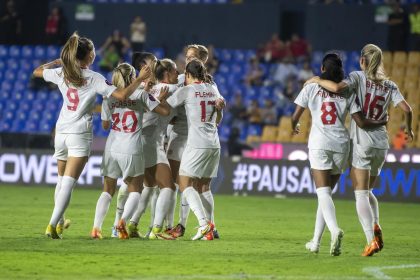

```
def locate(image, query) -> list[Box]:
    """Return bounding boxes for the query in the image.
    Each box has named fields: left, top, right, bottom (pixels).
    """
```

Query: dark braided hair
left=320, top=53, right=344, bottom=83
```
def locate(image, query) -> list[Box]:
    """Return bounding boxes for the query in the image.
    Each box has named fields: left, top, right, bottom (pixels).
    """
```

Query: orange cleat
left=167, top=223, right=185, bottom=238
left=362, top=239, right=380, bottom=257
left=90, top=228, right=103, bottom=239
left=374, top=224, right=384, bottom=251
left=117, top=219, right=129, bottom=240
left=201, top=231, right=214, bottom=241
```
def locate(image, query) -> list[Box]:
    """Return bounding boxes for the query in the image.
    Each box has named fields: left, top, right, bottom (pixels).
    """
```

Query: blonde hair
left=112, top=63, right=136, bottom=89
left=361, top=44, right=388, bottom=82
left=187, top=44, right=209, bottom=63
left=154, top=58, right=176, bottom=81
left=60, top=32, right=94, bottom=88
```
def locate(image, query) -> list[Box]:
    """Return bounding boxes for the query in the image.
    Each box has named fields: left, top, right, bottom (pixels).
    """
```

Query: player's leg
left=149, top=163, right=177, bottom=240
left=111, top=182, right=128, bottom=237
left=197, top=178, right=216, bottom=240
left=117, top=175, right=143, bottom=239
left=91, top=176, right=117, bottom=239
left=168, top=159, right=187, bottom=237
left=47, top=156, right=88, bottom=239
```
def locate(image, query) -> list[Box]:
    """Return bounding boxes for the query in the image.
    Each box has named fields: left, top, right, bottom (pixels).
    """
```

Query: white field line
left=363, top=264, right=420, bottom=280
left=121, top=275, right=367, bottom=280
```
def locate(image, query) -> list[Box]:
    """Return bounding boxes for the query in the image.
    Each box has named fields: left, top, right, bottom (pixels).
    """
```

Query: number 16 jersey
left=294, top=83, right=361, bottom=153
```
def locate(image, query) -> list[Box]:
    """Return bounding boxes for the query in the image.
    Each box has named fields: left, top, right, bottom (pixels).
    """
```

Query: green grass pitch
left=0, top=185, right=419, bottom=280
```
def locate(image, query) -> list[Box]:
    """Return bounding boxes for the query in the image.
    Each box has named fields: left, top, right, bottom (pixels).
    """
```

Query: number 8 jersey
left=294, top=83, right=361, bottom=152
left=345, top=71, right=405, bottom=149
left=43, top=68, right=117, bottom=134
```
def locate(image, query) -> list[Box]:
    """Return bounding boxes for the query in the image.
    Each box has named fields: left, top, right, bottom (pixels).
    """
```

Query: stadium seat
left=247, top=124, right=262, bottom=136
left=21, top=46, right=34, bottom=58
left=34, top=46, right=46, bottom=59
left=9, top=45, right=21, bottom=58
left=261, top=125, right=278, bottom=142
left=0, top=45, right=8, bottom=57
left=407, top=51, right=420, bottom=66
left=393, top=51, right=407, bottom=66
left=47, top=46, right=61, bottom=59
left=7, top=58, right=19, bottom=70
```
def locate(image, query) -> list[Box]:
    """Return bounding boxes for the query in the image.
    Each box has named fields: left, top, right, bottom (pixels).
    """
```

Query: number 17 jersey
left=294, top=83, right=360, bottom=152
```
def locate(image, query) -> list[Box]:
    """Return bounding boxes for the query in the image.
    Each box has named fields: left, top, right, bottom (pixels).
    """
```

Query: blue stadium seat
left=9, top=45, right=21, bottom=58
left=34, top=46, right=46, bottom=59
left=25, top=90, right=36, bottom=101
left=16, top=111, right=28, bottom=122
left=218, top=63, right=230, bottom=74
left=233, top=50, right=246, bottom=63
left=220, top=49, right=232, bottom=62
left=24, top=120, right=39, bottom=133
left=37, top=90, right=49, bottom=100
left=32, top=99, right=45, bottom=111
left=218, top=124, right=231, bottom=140
left=20, top=59, right=32, bottom=72
left=0, top=59, right=6, bottom=71
left=0, top=90, right=10, bottom=99
left=1, top=81, right=13, bottom=91
left=12, top=91, right=24, bottom=101
left=247, top=124, right=262, bottom=136
left=7, top=58, right=19, bottom=71
left=18, top=100, right=32, bottom=111
left=0, top=120, right=12, bottom=132
left=47, top=46, right=60, bottom=59
left=0, top=45, right=8, bottom=57
left=4, top=109, right=15, bottom=121
left=5, top=71, right=16, bottom=81
left=21, top=46, right=34, bottom=58
left=39, top=120, right=54, bottom=133
left=312, top=51, right=324, bottom=64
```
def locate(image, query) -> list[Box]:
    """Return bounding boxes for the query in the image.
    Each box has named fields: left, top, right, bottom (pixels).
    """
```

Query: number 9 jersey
left=43, top=67, right=117, bottom=134
left=294, top=83, right=361, bottom=152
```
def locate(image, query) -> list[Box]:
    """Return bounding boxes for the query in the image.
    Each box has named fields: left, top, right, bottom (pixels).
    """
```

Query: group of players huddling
left=33, top=32, right=413, bottom=256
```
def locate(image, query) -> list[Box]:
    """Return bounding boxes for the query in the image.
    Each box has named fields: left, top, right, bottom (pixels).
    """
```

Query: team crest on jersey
left=105, top=79, right=113, bottom=86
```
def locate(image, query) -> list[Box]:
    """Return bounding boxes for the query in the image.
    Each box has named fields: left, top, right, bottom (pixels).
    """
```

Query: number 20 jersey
left=294, top=83, right=361, bottom=153
left=102, top=90, right=159, bottom=155
left=43, top=68, right=116, bottom=134
left=345, top=71, right=405, bottom=149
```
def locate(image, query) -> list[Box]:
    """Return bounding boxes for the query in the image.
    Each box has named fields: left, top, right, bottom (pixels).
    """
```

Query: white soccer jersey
left=294, top=83, right=360, bottom=152
left=43, top=68, right=116, bottom=134
left=345, top=71, right=405, bottom=149
left=102, top=89, right=159, bottom=155
left=167, top=82, right=221, bottom=149
left=142, top=83, right=178, bottom=134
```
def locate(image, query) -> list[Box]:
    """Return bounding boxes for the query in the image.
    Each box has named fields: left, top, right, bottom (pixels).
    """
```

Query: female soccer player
left=127, top=59, right=179, bottom=240
left=91, top=62, right=170, bottom=239
left=169, top=45, right=224, bottom=240
left=165, top=59, right=222, bottom=240
left=305, top=44, right=413, bottom=256
left=292, top=53, right=389, bottom=256
left=33, top=32, right=152, bottom=239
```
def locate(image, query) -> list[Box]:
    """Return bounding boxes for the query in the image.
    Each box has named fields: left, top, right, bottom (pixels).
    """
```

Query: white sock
left=355, top=190, right=374, bottom=243
left=121, top=192, right=141, bottom=223
left=369, top=190, right=380, bottom=225
left=312, top=203, right=325, bottom=244
left=316, top=187, right=340, bottom=235
left=200, top=190, right=214, bottom=222
left=153, top=188, right=174, bottom=228
left=49, top=176, right=76, bottom=227
left=183, top=187, right=207, bottom=227
left=113, top=183, right=128, bottom=227
left=179, top=192, right=190, bottom=227
left=149, top=187, right=159, bottom=230
left=54, top=175, right=65, bottom=225
left=130, top=185, right=154, bottom=224
left=93, top=192, right=112, bottom=229
left=165, top=188, right=177, bottom=229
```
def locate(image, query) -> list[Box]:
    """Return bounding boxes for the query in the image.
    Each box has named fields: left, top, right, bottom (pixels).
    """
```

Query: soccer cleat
left=148, top=227, right=176, bottom=240
left=116, top=219, right=129, bottom=240
left=167, top=223, right=185, bottom=238
left=128, top=222, right=141, bottom=238
left=45, top=224, right=61, bottom=239
left=192, top=222, right=214, bottom=241
left=201, top=230, right=214, bottom=241
left=90, top=228, right=103, bottom=239
left=213, top=229, right=220, bottom=239
left=305, top=240, right=320, bottom=253
left=362, top=239, right=380, bottom=257
left=111, top=227, right=118, bottom=238
left=374, top=224, right=384, bottom=251
left=330, top=229, right=344, bottom=256
left=56, top=219, right=71, bottom=238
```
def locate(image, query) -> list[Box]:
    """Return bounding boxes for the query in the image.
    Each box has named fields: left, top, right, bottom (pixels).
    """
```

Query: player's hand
left=304, top=76, right=320, bottom=87
left=158, top=86, right=169, bottom=102
left=292, top=123, right=300, bottom=135
left=215, top=98, right=226, bottom=110
left=406, top=129, right=414, bottom=142
left=139, top=66, right=151, bottom=81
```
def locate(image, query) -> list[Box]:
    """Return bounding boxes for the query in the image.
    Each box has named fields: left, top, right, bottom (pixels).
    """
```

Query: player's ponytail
left=320, top=53, right=344, bottom=83
left=187, top=44, right=209, bottom=63
left=112, top=63, right=135, bottom=89
left=361, top=44, right=388, bottom=83
left=61, top=32, right=94, bottom=87
left=154, top=58, right=176, bottom=81
left=185, top=59, right=206, bottom=81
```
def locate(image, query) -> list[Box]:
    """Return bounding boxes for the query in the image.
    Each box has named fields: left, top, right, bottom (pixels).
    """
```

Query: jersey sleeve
left=167, top=87, right=188, bottom=108
left=294, top=85, right=310, bottom=108
left=343, top=71, right=359, bottom=92
left=42, top=68, right=62, bottom=84
left=391, top=85, right=405, bottom=107
left=101, top=98, right=111, bottom=121
left=137, top=90, right=160, bottom=112
left=94, top=73, right=117, bottom=98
